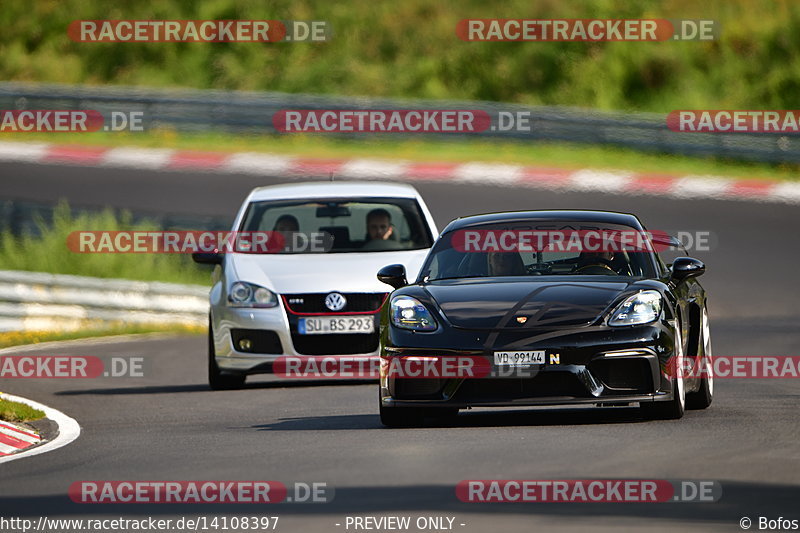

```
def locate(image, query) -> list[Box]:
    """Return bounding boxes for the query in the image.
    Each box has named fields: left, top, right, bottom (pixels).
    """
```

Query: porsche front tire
left=686, top=307, right=713, bottom=410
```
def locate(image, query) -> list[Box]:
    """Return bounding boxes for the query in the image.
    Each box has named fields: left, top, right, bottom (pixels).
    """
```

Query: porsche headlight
left=228, top=282, right=278, bottom=308
left=608, top=290, right=662, bottom=326
left=390, top=296, right=437, bottom=331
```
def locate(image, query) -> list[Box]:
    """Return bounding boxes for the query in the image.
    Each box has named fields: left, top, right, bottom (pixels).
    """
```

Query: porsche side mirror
left=377, top=264, right=407, bottom=289
left=192, top=252, right=223, bottom=265
left=670, top=257, right=705, bottom=283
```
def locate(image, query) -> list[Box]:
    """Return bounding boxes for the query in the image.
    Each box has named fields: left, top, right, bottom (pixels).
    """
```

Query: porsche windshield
left=239, top=197, right=434, bottom=253
left=420, top=221, right=659, bottom=280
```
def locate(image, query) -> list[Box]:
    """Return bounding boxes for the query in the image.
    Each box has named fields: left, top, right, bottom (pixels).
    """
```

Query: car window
left=421, top=221, right=659, bottom=280
left=239, top=197, right=433, bottom=253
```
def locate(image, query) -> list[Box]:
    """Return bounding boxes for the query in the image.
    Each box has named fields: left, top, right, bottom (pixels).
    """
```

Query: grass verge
left=0, top=323, right=205, bottom=350
left=4, top=130, right=799, bottom=182
left=0, top=201, right=213, bottom=285
left=0, top=398, right=45, bottom=423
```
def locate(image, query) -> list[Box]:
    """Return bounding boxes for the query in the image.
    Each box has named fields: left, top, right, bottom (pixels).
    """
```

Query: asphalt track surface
left=1, top=161, right=799, bottom=532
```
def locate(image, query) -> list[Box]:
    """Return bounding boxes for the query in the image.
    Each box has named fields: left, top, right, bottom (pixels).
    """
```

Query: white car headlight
left=228, top=282, right=278, bottom=308
left=390, top=296, right=437, bottom=331
left=608, top=290, right=662, bottom=326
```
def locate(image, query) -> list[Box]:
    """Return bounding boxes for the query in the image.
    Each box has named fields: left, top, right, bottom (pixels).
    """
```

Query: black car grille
left=455, top=373, right=588, bottom=401
left=589, top=358, right=652, bottom=392
left=290, top=333, right=379, bottom=355
left=393, top=378, right=445, bottom=399
left=283, top=293, right=387, bottom=314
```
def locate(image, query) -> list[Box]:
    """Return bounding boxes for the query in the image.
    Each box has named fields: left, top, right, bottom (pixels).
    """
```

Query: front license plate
left=298, top=316, right=375, bottom=335
left=494, top=350, right=546, bottom=366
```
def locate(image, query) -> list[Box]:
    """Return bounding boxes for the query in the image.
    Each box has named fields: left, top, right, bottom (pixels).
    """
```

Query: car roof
left=247, top=181, right=421, bottom=202
left=442, top=210, right=645, bottom=232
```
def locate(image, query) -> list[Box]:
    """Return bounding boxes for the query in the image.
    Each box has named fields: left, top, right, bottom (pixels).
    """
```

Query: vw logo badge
left=325, top=292, right=347, bottom=311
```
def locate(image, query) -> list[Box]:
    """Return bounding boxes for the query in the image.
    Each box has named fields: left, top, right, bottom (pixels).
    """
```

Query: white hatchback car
left=193, top=181, right=438, bottom=389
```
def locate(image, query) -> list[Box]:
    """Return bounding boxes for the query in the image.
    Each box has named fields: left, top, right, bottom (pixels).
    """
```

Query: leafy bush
left=2, top=0, right=799, bottom=111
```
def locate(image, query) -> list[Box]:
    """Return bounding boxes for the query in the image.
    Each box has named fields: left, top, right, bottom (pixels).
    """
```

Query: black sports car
left=376, top=210, right=713, bottom=427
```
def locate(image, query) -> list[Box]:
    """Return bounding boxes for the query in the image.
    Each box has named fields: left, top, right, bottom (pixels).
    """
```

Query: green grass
left=6, top=129, right=800, bottom=181
left=0, top=323, right=204, bottom=350
left=0, top=202, right=214, bottom=285
left=0, top=398, right=45, bottom=423
left=2, top=0, right=800, bottom=112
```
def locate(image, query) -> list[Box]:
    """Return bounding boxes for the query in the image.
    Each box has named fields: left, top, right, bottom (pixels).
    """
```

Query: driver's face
left=488, top=252, right=518, bottom=276
left=275, top=220, right=298, bottom=232
left=585, top=251, right=614, bottom=262
left=367, top=215, right=391, bottom=240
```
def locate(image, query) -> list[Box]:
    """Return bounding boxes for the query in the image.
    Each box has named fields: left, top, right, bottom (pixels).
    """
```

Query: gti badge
left=325, top=292, right=347, bottom=311
left=516, top=316, right=528, bottom=324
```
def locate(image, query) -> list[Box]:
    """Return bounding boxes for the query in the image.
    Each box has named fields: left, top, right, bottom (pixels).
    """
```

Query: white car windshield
left=239, top=196, right=434, bottom=253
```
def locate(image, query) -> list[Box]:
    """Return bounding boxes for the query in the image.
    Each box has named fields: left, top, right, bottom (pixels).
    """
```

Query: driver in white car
left=362, top=208, right=398, bottom=250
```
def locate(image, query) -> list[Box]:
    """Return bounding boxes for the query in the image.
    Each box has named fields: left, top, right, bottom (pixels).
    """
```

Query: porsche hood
left=424, top=278, right=642, bottom=329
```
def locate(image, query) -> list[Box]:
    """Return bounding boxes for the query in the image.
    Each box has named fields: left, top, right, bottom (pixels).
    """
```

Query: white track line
left=0, top=141, right=797, bottom=204
left=0, top=422, right=41, bottom=443
left=101, top=147, right=174, bottom=169
left=453, top=162, right=523, bottom=184
left=569, top=169, right=633, bottom=192
left=224, top=152, right=295, bottom=175
left=0, top=142, right=49, bottom=162
left=338, top=159, right=409, bottom=180
left=670, top=176, right=733, bottom=199
left=771, top=182, right=800, bottom=203
left=0, top=442, right=21, bottom=454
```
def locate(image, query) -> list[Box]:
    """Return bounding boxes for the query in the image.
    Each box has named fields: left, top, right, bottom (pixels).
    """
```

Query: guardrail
left=0, top=270, right=208, bottom=332
left=1, top=82, right=799, bottom=164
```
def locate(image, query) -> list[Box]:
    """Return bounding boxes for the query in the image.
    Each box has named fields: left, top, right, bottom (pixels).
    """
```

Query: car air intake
left=231, top=329, right=283, bottom=354
left=290, top=333, right=379, bottom=355
left=590, top=358, right=652, bottom=392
